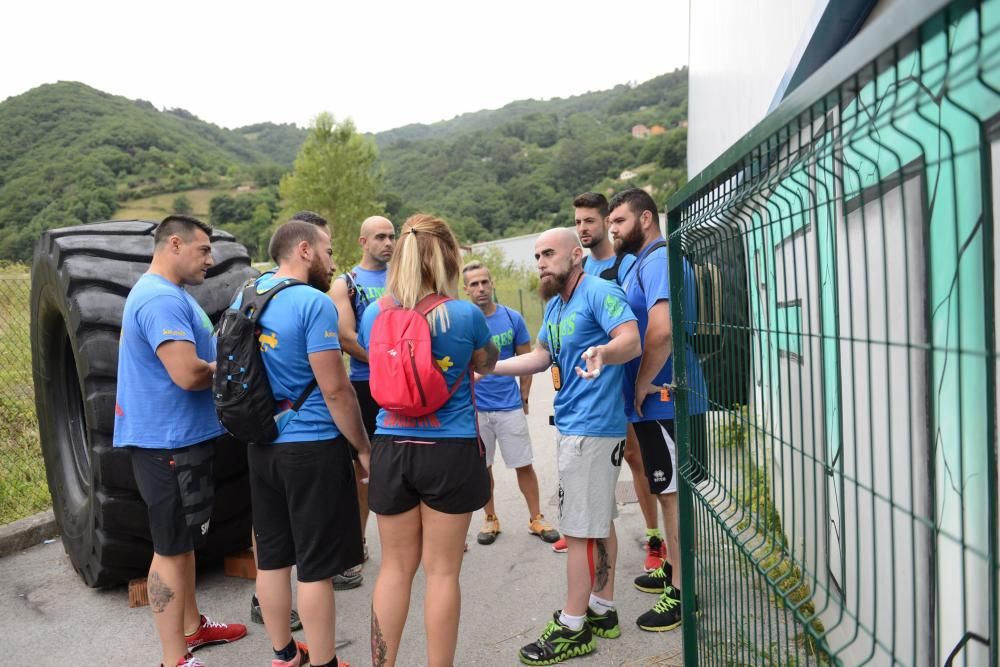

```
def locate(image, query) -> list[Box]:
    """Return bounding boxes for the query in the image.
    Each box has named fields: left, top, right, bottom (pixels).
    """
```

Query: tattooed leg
left=371, top=604, right=388, bottom=667
left=593, top=540, right=610, bottom=591
left=149, top=552, right=194, bottom=667
left=148, top=570, right=175, bottom=613
left=591, top=522, right=618, bottom=601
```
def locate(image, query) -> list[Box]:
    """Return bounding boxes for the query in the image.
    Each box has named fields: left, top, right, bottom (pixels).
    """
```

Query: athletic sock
left=559, top=611, right=586, bottom=631
left=589, top=594, right=616, bottom=615
left=273, top=638, right=297, bottom=662
left=645, top=528, right=664, bottom=540
left=311, top=657, right=338, bottom=667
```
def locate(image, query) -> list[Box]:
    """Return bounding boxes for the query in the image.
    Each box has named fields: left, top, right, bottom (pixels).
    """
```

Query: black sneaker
left=519, top=612, right=596, bottom=664
left=332, top=569, right=364, bottom=590
left=633, top=561, right=673, bottom=593
left=249, top=594, right=302, bottom=631
left=636, top=586, right=682, bottom=632
left=586, top=606, right=620, bottom=639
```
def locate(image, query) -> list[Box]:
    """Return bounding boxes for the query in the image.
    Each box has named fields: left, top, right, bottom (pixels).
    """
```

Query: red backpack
left=369, top=294, right=467, bottom=417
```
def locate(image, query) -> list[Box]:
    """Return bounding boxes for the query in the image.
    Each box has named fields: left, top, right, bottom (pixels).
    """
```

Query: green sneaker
left=636, top=586, right=682, bottom=632
left=519, top=612, right=596, bottom=665
left=633, top=561, right=673, bottom=593
left=586, top=606, right=621, bottom=639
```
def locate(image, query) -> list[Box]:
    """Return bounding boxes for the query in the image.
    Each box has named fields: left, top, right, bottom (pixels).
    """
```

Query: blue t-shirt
left=242, top=274, right=344, bottom=443
left=114, top=273, right=224, bottom=449
left=359, top=298, right=491, bottom=438
left=584, top=252, right=637, bottom=285
left=537, top=275, right=637, bottom=437
left=343, top=266, right=388, bottom=381
left=621, top=238, right=709, bottom=421
left=475, top=305, right=531, bottom=412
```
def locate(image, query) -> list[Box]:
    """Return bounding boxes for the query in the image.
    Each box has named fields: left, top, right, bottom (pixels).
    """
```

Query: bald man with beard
left=488, top=227, right=641, bottom=665
left=330, top=215, right=396, bottom=577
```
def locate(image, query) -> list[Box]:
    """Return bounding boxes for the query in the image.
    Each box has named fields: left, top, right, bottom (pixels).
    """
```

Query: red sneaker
left=643, top=535, right=666, bottom=572
left=161, top=654, right=205, bottom=667
left=551, top=536, right=568, bottom=553
left=186, top=614, right=247, bottom=651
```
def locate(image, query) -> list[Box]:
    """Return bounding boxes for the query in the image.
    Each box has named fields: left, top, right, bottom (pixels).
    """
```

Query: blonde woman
left=358, top=214, right=498, bottom=667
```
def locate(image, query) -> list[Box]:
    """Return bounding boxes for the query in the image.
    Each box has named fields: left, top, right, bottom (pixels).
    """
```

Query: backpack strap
left=414, top=293, right=452, bottom=316
left=598, top=253, right=627, bottom=283
left=636, top=241, right=667, bottom=292
left=242, top=277, right=317, bottom=416
left=241, top=277, right=308, bottom=322
left=412, top=294, right=468, bottom=396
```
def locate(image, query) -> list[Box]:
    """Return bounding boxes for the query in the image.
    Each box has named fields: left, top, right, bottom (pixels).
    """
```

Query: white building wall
left=687, top=0, right=823, bottom=176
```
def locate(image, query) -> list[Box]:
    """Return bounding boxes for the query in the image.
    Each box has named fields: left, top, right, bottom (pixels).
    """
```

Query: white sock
left=558, top=611, right=586, bottom=631
left=589, top=594, right=615, bottom=614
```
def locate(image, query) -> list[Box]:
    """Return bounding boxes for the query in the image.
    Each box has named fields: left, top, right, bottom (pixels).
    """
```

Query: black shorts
left=131, top=439, right=216, bottom=557
left=248, top=437, right=363, bottom=582
left=368, top=435, right=490, bottom=515
left=350, top=380, right=380, bottom=461
left=633, top=414, right=708, bottom=493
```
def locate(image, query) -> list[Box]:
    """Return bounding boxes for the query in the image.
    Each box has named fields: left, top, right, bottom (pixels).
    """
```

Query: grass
left=0, top=271, right=51, bottom=524
left=710, top=404, right=831, bottom=663
left=114, top=187, right=233, bottom=221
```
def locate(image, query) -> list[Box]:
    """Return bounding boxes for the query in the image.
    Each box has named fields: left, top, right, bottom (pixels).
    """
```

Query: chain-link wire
left=0, top=273, right=50, bottom=524
left=669, top=1, right=999, bottom=665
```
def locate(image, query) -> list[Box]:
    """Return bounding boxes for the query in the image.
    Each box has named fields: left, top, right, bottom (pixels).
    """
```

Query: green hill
left=0, top=82, right=284, bottom=260
left=373, top=69, right=689, bottom=241
left=0, top=72, right=687, bottom=261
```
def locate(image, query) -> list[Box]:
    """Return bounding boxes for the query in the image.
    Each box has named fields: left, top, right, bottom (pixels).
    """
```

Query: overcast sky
left=2, top=0, right=689, bottom=134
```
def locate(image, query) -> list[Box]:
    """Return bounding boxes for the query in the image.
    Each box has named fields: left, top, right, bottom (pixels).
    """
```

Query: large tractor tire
left=30, top=220, right=257, bottom=587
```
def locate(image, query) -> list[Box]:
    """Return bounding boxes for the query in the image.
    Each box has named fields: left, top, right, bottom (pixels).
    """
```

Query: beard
left=539, top=260, right=572, bottom=300
left=308, top=255, right=333, bottom=293
left=613, top=222, right=646, bottom=256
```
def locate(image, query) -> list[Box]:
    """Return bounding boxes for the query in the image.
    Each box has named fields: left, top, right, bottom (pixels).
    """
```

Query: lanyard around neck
left=549, top=271, right=584, bottom=356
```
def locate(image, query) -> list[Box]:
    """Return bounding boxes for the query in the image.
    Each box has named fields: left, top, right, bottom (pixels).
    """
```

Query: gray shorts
left=556, top=432, right=625, bottom=538
left=478, top=409, right=534, bottom=468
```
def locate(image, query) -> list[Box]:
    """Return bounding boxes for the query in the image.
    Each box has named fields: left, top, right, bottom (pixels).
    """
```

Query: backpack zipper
left=407, top=340, right=428, bottom=407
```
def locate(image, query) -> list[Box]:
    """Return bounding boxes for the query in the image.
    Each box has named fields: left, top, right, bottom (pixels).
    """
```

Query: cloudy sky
left=2, top=0, right=689, bottom=133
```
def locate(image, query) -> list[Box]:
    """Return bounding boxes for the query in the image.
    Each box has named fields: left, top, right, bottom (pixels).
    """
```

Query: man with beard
left=331, top=215, right=395, bottom=575
left=570, top=192, right=664, bottom=573
left=574, top=192, right=637, bottom=284
left=462, top=260, right=559, bottom=547
left=115, top=215, right=247, bottom=667
left=240, top=219, right=371, bottom=667
left=487, top=227, right=640, bottom=664
left=607, top=188, right=708, bottom=633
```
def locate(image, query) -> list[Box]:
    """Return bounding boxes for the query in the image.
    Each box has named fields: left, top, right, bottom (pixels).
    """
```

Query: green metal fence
left=668, top=0, right=999, bottom=664
left=0, top=272, right=50, bottom=524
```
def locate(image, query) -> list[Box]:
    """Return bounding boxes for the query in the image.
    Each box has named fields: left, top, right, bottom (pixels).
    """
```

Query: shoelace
left=652, top=588, right=680, bottom=614
left=648, top=565, right=668, bottom=579
left=199, top=615, right=228, bottom=629
left=179, top=657, right=206, bottom=667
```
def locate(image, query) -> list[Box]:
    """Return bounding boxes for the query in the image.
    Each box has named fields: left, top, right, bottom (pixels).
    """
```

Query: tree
left=172, top=194, right=192, bottom=214
left=279, top=113, right=383, bottom=270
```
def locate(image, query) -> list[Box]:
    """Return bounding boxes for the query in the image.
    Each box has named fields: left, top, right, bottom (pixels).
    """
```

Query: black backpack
left=582, top=253, right=628, bottom=284
left=213, top=278, right=317, bottom=445
left=341, top=270, right=373, bottom=322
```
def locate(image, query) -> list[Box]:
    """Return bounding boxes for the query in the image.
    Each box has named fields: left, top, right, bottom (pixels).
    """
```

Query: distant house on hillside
left=650, top=124, right=666, bottom=135
left=619, top=169, right=638, bottom=181
left=676, top=119, right=688, bottom=128
left=631, top=124, right=650, bottom=138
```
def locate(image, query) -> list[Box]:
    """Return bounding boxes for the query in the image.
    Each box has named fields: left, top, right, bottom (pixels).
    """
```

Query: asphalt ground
left=0, top=380, right=684, bottom=666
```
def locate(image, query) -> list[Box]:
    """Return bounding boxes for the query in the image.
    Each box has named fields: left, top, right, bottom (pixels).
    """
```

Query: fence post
left=518, top=287, right=524, bottom=316
left=668, top=205, right=699, bottom=666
